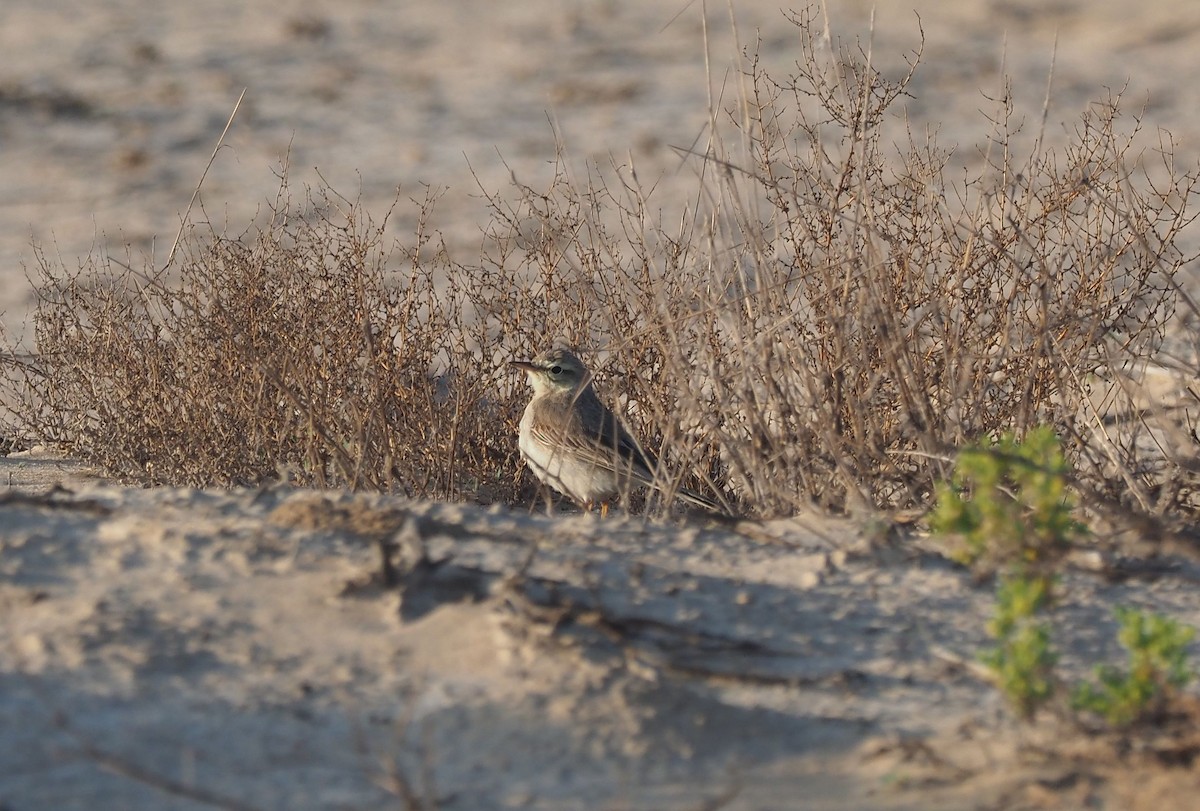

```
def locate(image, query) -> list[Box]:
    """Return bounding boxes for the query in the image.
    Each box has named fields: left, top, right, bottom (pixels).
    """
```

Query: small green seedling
left=1073, top=607, right=1196, bottom=727
left=981, top=573, right=1058, bottom=719
left=932, top=428, right=1082, bottom=718
left=935, top=429, right=1198, bottom=728
left=931, top=426, right=1085, bottom=572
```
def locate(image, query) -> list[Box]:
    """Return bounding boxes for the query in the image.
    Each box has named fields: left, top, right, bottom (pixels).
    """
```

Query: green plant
left=1073, top=607, right=1196, bottom=727
left=931, top=426, right=1085, bottom=571
left=933, top=429, right=1082, bottom=718
left=935, top=432, right=1200, bottom=727
left=980, top=573, right=1058, bottom=719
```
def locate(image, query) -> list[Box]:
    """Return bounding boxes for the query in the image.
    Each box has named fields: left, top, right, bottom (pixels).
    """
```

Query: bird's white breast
left=519, top=402, right=619, bottom=505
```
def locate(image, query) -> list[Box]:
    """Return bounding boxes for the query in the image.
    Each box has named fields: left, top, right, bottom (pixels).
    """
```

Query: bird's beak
left=509, top=359, right=538, bottom=373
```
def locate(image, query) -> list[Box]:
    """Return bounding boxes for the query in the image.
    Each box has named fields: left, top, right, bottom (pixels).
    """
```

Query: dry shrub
left=1089, top=284, right=1200, bottom=529
left=650, top=11, right=1199, bottom=515
left=6, top=186, right=529, bottom=498
left=485, top=10, right=1197, bottom=518
left=4, top=10, right=1197, bottom=522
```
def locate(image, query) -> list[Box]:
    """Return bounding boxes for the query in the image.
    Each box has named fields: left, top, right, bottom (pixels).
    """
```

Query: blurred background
left=3, top=0, right=1199, bottom=343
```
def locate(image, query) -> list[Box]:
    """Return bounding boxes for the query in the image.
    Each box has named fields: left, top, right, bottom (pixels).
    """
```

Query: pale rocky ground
left=4, top=1, right=1200, bottom=809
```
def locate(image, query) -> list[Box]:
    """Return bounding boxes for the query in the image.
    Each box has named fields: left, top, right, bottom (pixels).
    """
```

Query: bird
left=510, top=347, right=724, bottom=516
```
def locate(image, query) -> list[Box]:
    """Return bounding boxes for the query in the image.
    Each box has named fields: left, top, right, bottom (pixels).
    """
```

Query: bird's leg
left=600, top=501, right=609, bottom=519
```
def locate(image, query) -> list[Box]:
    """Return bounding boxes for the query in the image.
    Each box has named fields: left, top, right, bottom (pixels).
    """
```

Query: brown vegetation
left=3, top=11, right=1198, bottom=527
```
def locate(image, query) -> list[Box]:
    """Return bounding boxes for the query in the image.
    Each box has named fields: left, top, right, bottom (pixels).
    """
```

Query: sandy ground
left=5, top=451, right=1200, bottom=811
left=5, top=1, right=1200, bottom=808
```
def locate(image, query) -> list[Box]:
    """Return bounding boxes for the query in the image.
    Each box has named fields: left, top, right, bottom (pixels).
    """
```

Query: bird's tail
left=673, top=484, right=730, bottom=517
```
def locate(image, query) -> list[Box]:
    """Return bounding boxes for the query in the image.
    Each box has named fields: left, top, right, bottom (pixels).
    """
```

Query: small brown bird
left=510, top=347, right=722, bottom=516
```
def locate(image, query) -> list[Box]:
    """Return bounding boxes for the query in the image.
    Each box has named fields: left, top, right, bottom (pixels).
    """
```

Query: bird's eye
left=550, top=365, right=563, bottom=375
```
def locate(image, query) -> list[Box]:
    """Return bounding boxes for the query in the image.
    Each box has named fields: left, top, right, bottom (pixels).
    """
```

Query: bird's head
left=510, top=347, right=590, bottom=396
